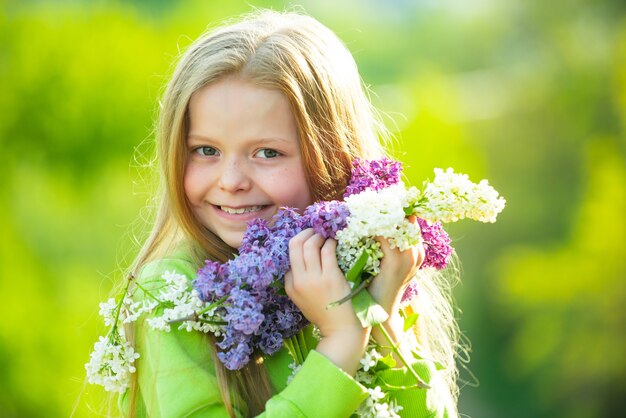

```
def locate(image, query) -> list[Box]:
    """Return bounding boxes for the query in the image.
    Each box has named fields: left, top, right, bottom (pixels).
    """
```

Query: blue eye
left=256, top=148, right=280, bottom=158
left=195, top=146, right=219, bottom=156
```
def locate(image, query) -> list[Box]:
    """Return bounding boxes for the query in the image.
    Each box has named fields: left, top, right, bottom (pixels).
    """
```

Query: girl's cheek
left=183, top=164, right=207, bottom=202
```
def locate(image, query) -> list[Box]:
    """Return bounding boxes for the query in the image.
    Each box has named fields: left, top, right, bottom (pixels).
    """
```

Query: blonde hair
left=126, top=9, right=461, bottom=417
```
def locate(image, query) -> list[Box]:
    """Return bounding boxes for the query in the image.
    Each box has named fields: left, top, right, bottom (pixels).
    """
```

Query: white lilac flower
left=356, top=396, right=376, bottom=417
left=368, top=386, right=386, bottom=401
left=390, top=401, right=403, bottom=416
left=85, top=334, right=139, bottom=393
left=373, top=401, right=401, bottom=418
left=88, top=270, right=226, bottom=393
left=122, top=298, right=156, bottom=324
left=340, top=184, right=423, bottom=251
left=412, top=168, right=506, bottom=224
left=355, top=346, right=404, bottom=417
left=286, top=361, right=302, bottom=385
left=336, top=237, right=383, bottom=278
left=146, top=315, right=170, bottom=332
left=160, top=271, right=191, bottom=303
left=355, top=370, right=374, bottom=385
left=145, top=273, right=222, bottom=335
left=335, top=184, right=422, bottom=282
left=356, top=385, right=401, bottom=418
left=360, top=348, right=383, bottom=372
left=98, top=298, right=119, bottom=327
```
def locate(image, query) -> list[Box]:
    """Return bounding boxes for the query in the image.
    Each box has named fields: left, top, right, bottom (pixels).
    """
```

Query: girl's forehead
left=187, top=78, right=298, bottom=146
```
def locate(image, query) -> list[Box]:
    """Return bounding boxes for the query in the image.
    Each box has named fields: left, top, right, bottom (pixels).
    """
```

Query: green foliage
left=0, top=0, right=623, bottom=417
left=495, top=139, right=626, bottom=418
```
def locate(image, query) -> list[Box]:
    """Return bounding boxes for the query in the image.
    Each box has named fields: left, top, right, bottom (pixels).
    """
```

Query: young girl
left=120, top=9, right=460, bottom=418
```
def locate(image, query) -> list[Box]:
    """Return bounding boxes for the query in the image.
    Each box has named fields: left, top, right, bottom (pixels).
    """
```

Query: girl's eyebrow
left=187, top=134, right=215, bottom=143
left=187, top=134, right=294, bottom=146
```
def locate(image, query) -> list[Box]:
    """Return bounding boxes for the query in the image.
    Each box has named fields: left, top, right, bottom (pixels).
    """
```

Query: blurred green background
left=1, top=0, right=624, bottom=417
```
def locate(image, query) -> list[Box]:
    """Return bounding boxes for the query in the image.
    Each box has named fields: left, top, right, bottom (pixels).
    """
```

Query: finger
left=284, top=270, right=294, bottom=297
left=320, top=238, right=339, bottom=273
left=415, top=242, right=425, bottom=269
left=376, top=235, right=397, bottom=258
left=289, top=228, right=315, bottom=277
left=301, top=233, right=325, bottom=274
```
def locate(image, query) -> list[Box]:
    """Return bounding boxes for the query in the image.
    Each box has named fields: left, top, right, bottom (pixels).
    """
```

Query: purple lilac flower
left=224, top=288, right=265, bottom=335
left=217, top=340, right=252, bottom=370
left=401, top=279, right=419, bottom=304
left=259, top=330, right=283, bottom=355
left=344, top=157, right=403, bottom=198
left=271, top=207, right=307, bottom=237
left=417, top=218, right=453, bottom=270
left=264, top=235, right=291, bottom=278
left=240, top=218, right=271, bottom=253
left=194, top=260, right=231, bottom=302
left=273, top=300, right=304, bottom=332
left=229, top=248, right=276, bottom=290
left=304, top=201, right=350, bottom=239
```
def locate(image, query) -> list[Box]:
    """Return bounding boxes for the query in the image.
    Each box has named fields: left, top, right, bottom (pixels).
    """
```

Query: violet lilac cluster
left=305, top=200, right=350, bottom=239
left=344, top=157, right=403, bottom=197
left=399, top=220, right=452, bottom=304
left=193, top=205, right=354, bottom=370
left=417, top=218, right=453, bottom=270
left=194, top=209, right=309, bottom=370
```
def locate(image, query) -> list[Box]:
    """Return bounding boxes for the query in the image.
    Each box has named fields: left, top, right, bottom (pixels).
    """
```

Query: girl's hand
left=368, top=216, right=425, bottom=365
left=285, top=228, right=369, bottom=375
left=285, top=228, right=362, bottom=337
left=368, top=216, right=425, bottom=315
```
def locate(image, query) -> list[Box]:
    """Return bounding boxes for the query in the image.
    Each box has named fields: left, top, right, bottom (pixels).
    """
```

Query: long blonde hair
left=126, top=9, right=461, bottom=417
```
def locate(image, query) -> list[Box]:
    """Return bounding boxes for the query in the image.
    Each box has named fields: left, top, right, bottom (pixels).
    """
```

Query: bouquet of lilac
left=85, top=157, right=505, bottom=397
left=192, top=158, right=505, bottom=370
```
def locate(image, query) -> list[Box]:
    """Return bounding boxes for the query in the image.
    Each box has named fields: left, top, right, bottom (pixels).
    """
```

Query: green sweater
left=119, top=252, right=456, bottom=417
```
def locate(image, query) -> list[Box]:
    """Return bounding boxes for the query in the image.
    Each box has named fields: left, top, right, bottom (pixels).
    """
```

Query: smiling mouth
left=218, top=205, right=267, bottom=214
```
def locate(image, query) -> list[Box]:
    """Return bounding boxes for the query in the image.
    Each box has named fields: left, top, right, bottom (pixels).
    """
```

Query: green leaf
left=270, top=279, right=287, bottom=295
left=411, top=349, right=424, bottom=360
left=375, top=353, right=397, bottom=371
left=411, top=349, right=446, bottom=371
left=403, top=312, right=420, bottom=332
left=434, top=361, right=446, bottom=371
left=346, top=250, right=369, bottom=284
left=352, top=289, right=389, bottom=327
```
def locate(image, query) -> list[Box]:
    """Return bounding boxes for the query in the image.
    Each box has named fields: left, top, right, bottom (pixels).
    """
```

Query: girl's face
left=184, top=77, right=314, bottom=248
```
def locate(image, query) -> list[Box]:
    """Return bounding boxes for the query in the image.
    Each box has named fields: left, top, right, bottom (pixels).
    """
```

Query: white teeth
left=220, top=205, right=264, bottom=214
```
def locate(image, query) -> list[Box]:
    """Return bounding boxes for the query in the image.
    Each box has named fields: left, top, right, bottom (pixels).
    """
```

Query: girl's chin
left=220, top=233, right=244, bottom=249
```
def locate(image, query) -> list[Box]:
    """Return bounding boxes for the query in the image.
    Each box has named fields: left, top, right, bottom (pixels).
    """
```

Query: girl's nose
left=218, top=158, right=251, bottom=192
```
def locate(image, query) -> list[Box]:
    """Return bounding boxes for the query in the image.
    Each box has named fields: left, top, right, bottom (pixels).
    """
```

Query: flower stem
left=197, top=294, right=229, bottom=315
left=327, top=276, right=374, bottom=308
left=286, top=335, right=304, bottom=364
left=283, top=338, right=297, bottom=364
left=376, top=323, right=431, bottom=389
left=167, top=294, right=229, bottom=324
left=134, top=281, right=162, bottom=304
left=194, top=319, right=228, bottom=326
left=296, top=329, right=309, bottom=359
left=294, top=335, right=304, bottom=364
left=109, top=275, right=134, bottom=343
